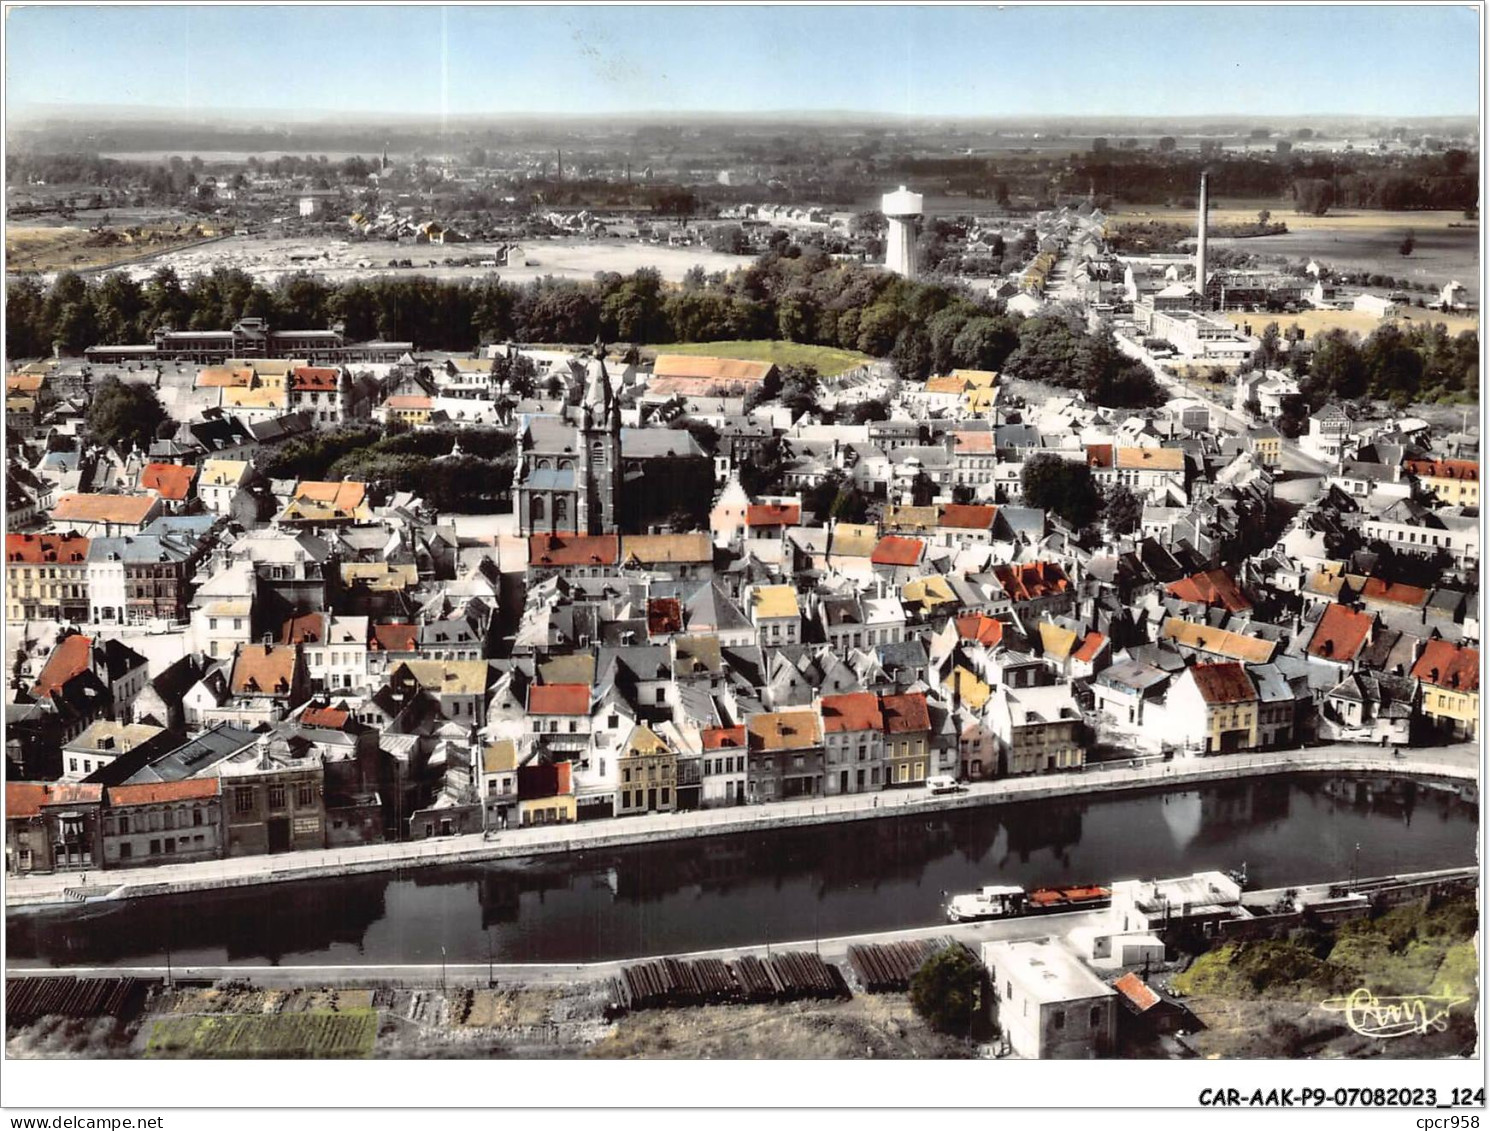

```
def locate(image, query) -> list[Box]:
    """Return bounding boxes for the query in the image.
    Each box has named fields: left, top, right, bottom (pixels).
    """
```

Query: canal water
left=7, top=774, right=1478, bottom=968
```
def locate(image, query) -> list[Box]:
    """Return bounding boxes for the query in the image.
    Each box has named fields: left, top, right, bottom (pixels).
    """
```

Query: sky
left=4, top=4, right=1481, bottom=121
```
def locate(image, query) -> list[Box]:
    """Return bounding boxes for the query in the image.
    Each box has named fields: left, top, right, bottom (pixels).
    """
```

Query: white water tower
left=882, top=185, right=923, bottom=279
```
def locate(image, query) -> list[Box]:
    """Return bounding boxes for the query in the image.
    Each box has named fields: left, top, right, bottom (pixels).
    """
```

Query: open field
left=1221, top=308, right=1479, bottom=339
left=6, top=222, right=223, bottom=273
left=646, top=339, right=873, bottom=377
left=1109, top=204, right=1472, bottom=233
left=27, top=233, right=755, bottom=287
left=1109, top=205, right=1478, bottom=301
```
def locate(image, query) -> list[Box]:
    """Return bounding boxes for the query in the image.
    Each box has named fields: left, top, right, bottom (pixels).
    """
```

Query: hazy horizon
left=5, top=5, right=1481, bottom=121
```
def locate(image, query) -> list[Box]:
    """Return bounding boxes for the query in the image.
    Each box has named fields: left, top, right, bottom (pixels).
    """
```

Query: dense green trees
left=1287, top=322, right=1476, bottom=408
left=909, top=945, right=986, bottom=1037
left=1003, top=316, right=1164, bottom=408
left=1021, top=453, right=1101, bottom=530
left=86, top=378, right=169, bottom=454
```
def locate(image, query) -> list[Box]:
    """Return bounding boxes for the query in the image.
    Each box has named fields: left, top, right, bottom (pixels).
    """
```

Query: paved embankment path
left=4, top=907, right=1111, bottom=985
left=5, top=742, right=1475, bottom=910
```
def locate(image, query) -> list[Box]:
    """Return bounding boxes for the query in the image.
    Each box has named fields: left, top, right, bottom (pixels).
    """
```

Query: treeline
left=1002, top=313, right=1166, bottom=408
left=6, top=254, right=1021, bottom=371
left=1256, top=320, right=1479, bottom=409
left=259, top=425, right=517, bottom=513
left=1067, top=152, right=1475, bottom=211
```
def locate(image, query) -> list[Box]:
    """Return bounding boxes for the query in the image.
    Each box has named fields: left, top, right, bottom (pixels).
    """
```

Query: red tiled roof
left=517, top=761, right=574, bottom=801
left=140, top=462, right=197, bottom=501
left=1189, top=662, right=1257, bottom=705
left=32, top=634, right=93, bottom=698
left=1405, top=458, right=1478, bottom=483
left=994, top=561, right=1070, bottom=602
left=231, top=643, right=298, bottom=696
left=1306, top=603, right=1373, bottom=663
left=108, top=779, right=220, bottom=807
left=1113, top=972, right=1161, bottom=1013
left=528, top=533, right=620, bottom=567
left=955, top=615, right=1005, bottom=648
left=290, top=366, right=340, bottom=392
left=528, top=683, right=590, bottom=716
left=7, top=781, right=103, bottom=817
left=371, top=623, right=418, bottom=653
left=301, top=705, right=351, bottom=730
left=701, top=725, right=746, bottom=750
left=647, top=597, right=683, bottom=637
left=881, top=692, right=931, bottom=733
left=1072, top=631, right=1108, bottom=663
left=954, top=431, right=994, bottom=453
left=939, top=504, right=997, bottom=530
left=6, top=532, right=90, bottom=565
left=279, top=611, right=326, bottom=645
left=1167, top=569, right=1252, bottom=614
left=819, top=691, right=884, bottom=733
left=1086, top=443, right=1114, bottom=469
left=747, top=503, right=800, bottom=527
left=1360, top=577, right=1429, bottom=608
left=1412, top=639, right=1479, bottom=693
left=871, top=535, right=925, bottom=567
left=387, top=395, right=432, bottom=410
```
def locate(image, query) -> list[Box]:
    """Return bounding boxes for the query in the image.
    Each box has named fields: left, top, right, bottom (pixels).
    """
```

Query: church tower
left=577, top=341, right=622, bottom=534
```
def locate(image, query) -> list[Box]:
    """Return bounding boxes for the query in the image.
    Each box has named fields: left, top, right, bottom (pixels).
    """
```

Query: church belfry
left=577, top=339, right=622, bottom=534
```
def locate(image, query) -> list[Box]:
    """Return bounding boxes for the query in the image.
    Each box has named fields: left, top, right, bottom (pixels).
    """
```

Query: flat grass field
left=646, top=339, right=873, bottom=377
left=1108, top=204, right=1478, bottom=301
left=6, top=223, right=221, bottom=273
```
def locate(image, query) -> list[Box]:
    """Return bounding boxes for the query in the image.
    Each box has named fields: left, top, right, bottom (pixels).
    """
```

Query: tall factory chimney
left=1195, top=171, right=1210, bottom=294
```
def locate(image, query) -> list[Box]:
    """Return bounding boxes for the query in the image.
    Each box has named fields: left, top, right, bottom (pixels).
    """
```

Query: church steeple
left=582, top=338, right=619, bottom=431
left=577, top=338, right=622, bottom=534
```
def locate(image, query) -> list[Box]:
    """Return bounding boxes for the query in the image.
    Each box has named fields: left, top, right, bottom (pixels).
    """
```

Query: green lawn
left=646, top=340, right=874, bottom=377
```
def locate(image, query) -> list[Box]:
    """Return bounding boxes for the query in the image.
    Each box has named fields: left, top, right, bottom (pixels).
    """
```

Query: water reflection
left=8, top=774, right=1475, bottom=967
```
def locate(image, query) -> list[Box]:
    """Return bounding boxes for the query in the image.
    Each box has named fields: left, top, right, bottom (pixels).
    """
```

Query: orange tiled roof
left=371, top=623, right=418, bottom=653
left=108, top=779, right=220, bottom=807
left=701, top=725, right=746, bottom=750
left=1405, top=458, right=1478, bottom=483
left=954, top=431, right=994, bottom=453
left=196, top=366, right=254, bottom=388
left=1072, top=631, right=1107, bottom=663
left=7, top=781, right=103, bottom=817
left=747, top=709, right=821, bottom=751
left=1360, top=577, right=1429, bottom=608
left=1189, top=661, right=1257, bottom=705
left=279, top=612, right=327, bottom=645
left=141, top=462, right=197, bottom=501
left=994, top=561, right=1070, bottom=602
left=1167, top=569, right=1252, bottom=614
left=1086, top=444, right=1114, bottom=469
left=528, top=533, right=620, bottom=568
left=1113, top=972, right=1161, bottom=1013
left=53, top=493, right=157, bottom=525
left=747, top=503, right=800, bottom=527
left=32, top=634, right=93, bottom=698
left=819, top=691, right=884, bottom=733
left=871, top=535, right=925, bottom=567
left=1306, top=604, right=1373, bottom=663
left=881, top=692, right=931, bottom=733
left=6, top=532, right=90, bottom=565
left=301, top=704, right=352, bottom=729
left=939, top=504, right=997, bottom=530
left=231, top=643, right=298, bottom=695
left=1412, top=639, right=1479, bottom=693
left=290, top=366, right=340, bottom=392
left=529, top=683, right=590, bottom=715
left=955, top=615, right=1005, bottom=648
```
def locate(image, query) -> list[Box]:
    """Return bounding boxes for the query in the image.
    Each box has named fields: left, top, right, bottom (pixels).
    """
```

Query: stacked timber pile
left=5, top=977, right=152, bottom=1026
left=847, top=938, right=968, bottom=992
left=608, top=950, right=845, bottom=1015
